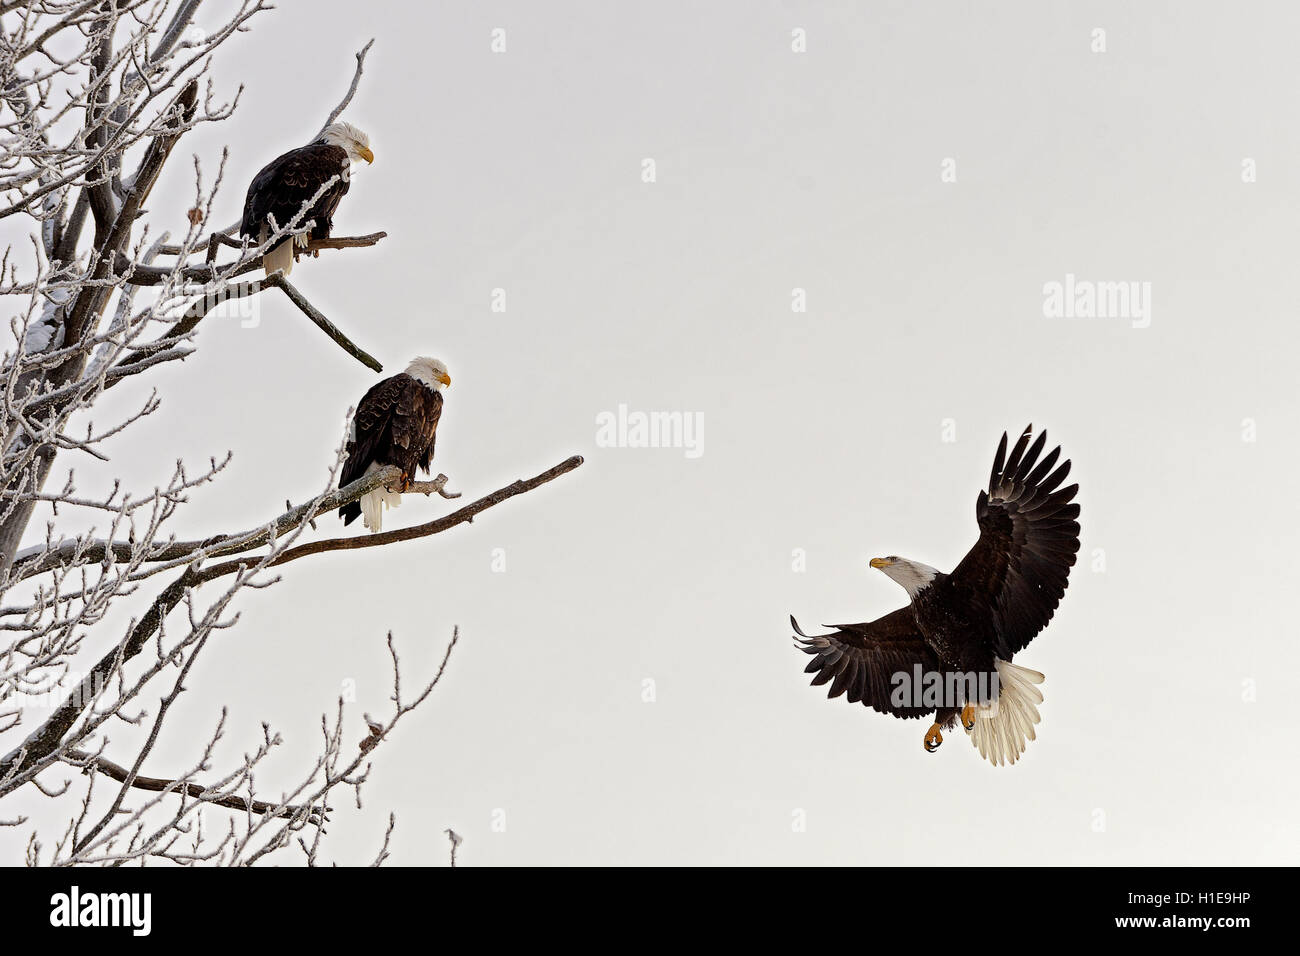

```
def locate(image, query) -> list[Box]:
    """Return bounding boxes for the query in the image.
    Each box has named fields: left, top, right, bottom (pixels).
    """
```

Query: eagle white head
left=870, top=555, right=938, bottom=599
left=406, top=356, right=451, bottom=391
left=320, top=122, right=374, bottom=165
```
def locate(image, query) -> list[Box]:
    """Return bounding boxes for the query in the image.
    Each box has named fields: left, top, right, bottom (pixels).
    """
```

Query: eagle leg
left=923, top=724, right=943, bottom=753
left=961, top=704, right=977, bottom=732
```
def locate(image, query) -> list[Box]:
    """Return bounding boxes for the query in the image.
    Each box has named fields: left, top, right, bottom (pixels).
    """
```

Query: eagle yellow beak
left=358, top=146, right=375, bottom=164
left=869, top=557, right=893, bottom=569
left=437, top=371, right=451, bottom=387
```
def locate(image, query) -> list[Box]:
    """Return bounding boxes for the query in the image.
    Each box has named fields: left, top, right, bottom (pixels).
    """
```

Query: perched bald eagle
left=240, top=122, right=373, bottom=278
left=339, top=357, right=450, bottom=532
left=792, top=426, right=1080, bottom=766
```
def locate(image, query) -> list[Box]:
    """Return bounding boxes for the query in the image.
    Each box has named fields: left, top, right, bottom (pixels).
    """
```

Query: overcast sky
left=5, top=0, right=1298, bottom=865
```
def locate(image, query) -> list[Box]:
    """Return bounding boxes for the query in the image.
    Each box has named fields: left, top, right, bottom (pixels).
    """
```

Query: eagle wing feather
left=792, top=608, right=943, bottom=719
left=391, top=386, right=442, bottom=473
left=950, top=425, right=1081, bottom=659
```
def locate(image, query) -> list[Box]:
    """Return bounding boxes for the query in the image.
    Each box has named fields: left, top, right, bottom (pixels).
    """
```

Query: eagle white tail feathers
left=260, top=228, right=294, bottom=278
left=967, top=659, right=1044, bottom=767
left=359, top=463, right=402, bottom=532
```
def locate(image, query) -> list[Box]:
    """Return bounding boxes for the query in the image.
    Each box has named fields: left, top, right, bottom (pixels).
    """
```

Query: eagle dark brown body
left=240, top=141, right=351, bottom=269
left=339, top=372, right=444, bottom=529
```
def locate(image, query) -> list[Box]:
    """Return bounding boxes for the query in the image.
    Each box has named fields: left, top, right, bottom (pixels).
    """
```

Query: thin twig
left=319, top=39, right=374, bottom=135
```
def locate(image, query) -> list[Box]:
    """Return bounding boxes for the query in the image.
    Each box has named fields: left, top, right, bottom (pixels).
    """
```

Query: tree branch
left=0, top=456, right=582, bottom=790
left=14, top=460, right=455, bottom=577
left=99, top=232, right=388, bottom=384
left=63, top=78, right=200, bottom=347
left=197, top=455, right=584, bottom=580
left=0, top=79, right=200, bottom=578
left=261, top=272, right=382, bottom=372
left=65, top=749, right=327, bottom=825
left=123, top=232, right=388, bottom=283
left=0, top=8, right=454, bottom=869
left=318, top=39, right=374, bottom=136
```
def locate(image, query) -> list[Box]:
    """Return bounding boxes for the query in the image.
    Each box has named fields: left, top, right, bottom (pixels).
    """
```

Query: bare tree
left=0, top=3, right=582, bottom=865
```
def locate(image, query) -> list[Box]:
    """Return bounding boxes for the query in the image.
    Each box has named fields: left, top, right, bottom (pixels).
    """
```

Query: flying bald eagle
left=792, top=426, right=1080, bottom=766
left=240, top=122, right=373, bottom=278
left=339, top=357, right=450, bottom=532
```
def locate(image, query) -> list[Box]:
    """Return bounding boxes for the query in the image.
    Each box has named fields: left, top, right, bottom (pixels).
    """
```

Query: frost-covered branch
left=0, top=8, right=514, bottom=867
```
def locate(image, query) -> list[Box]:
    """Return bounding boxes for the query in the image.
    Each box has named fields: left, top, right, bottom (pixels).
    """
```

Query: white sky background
left=4, top=0, right=1299, bottom=865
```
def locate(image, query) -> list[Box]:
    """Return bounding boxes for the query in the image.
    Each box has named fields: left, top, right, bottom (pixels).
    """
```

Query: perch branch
left=196, top=455, right=584, bottom=581
left=12, top=453, right=544, bottom=578
left=406, top=474, right=460, bottom=500
left=125, top=232, right=387, bottom=283
left=14, top=464, right=405, bottom=576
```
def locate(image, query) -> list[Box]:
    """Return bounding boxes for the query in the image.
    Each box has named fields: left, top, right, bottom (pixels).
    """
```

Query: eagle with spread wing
left=792, top=426, right=1081, bottom=765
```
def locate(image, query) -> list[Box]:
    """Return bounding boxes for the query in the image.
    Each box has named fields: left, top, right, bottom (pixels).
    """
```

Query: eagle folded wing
left=792, top=608, right=942, bottom=719
left=391, top=386, right=442, bottom=472
left=950, top=425, right=1081, bottom=659
left=340, top=375, right=407, bottom=490
left=241, top=143, right=350, bottom=242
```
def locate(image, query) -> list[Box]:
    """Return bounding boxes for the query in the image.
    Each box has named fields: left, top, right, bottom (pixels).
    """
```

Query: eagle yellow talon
left=923, top=724, right=943, bottom=752
left=961, top=704, right=976, bottom=732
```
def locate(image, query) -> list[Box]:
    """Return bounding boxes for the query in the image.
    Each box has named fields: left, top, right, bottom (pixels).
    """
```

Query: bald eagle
left=792, top=426, right=1080, bottom=766
left=339, top=357, right=450, bottom=532
left=240, top=122, right=373, bottom=278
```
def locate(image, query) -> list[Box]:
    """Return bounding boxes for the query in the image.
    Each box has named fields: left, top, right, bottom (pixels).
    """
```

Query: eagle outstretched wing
left=949, top=425, right=1081, bottom=659
left=792, top=608, right=942, bottom=719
